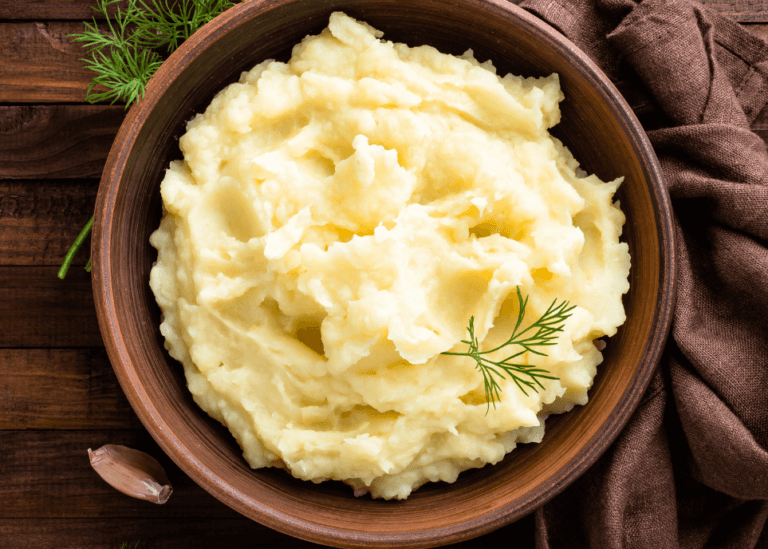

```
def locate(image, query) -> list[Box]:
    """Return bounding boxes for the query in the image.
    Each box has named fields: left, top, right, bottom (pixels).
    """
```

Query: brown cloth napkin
left=514, top=0, right=768, bottom=546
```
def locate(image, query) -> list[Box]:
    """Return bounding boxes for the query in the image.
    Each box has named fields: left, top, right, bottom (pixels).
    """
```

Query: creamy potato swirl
left=149, top=12, right=630, bottom=499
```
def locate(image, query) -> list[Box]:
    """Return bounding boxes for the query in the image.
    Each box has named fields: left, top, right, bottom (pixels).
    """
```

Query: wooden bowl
left=92, top=0, right=676, bottom=546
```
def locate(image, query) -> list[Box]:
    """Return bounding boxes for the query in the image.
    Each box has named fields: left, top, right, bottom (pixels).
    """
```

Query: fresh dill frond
left=443, top=287, right=576, bottom=413
left=129, top=0, right=238, bottom=52
left=69, top=0, right=238, bottom=108
left=80, top=44, right=164, bottom=106
left=59, top=0, right=239, bottom=279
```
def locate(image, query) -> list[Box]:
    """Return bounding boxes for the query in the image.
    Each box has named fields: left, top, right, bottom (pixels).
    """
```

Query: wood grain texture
left=0, top=0, right=129, bottom=21
left=0, top=106, right=124, bottom=179
left=745, top=22, right=768, bottom=40
left=0, top=518, right=316, bottom=549
left=0, top=266, right=102, bottom=348
left=0, top=348, right=141, bottom=429
left=0, top=14, right=764, bottom=106
left=0, top=427, right=535, bottom=542
left=0, top=179, right=97, bottom=266
left=0, top=429, right=254, bottom=519
left=0, top=16, right=764, bottom=106
left=0, top=0, right=187, bottom=21
left=0, top=517, right=535, bottom=549
left=0, top=429, right=534, bottom=543
left=0, top=22, right=95, bottom=103
left=0, top=0, right=764, bottom=22
left=701, top=0, right=768, bottom=21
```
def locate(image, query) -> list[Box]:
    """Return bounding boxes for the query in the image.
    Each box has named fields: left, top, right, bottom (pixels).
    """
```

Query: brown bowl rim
left=92, top=0, right=677, bottom=546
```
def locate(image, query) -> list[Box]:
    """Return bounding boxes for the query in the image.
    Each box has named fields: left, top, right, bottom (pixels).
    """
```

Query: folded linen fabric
left=516, top=0, right=768, bottom=546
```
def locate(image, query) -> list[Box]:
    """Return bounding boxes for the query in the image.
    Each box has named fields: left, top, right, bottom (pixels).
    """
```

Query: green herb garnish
left=443, top=288, right=575, bottom=413
left=57, top=215, right=93, bottom=279
left=71, top=0, right=238, bottom=107
left=58, top=0, right=238, bottom=279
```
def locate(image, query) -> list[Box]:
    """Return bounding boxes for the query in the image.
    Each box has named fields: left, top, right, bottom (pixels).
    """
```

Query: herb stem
left=59, top=0, right=239, bottom=279
left=57, top=216, right=93, bottom=280
left=443, top=288, right=574, bottom=412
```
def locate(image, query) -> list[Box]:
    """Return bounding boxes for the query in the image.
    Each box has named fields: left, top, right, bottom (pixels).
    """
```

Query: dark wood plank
left=0, top=348, right=141, bottom=429
left=0, top=266, right=102, bottom=348
left=0, top=106, right=124, bottom=179
left=0, top=518, right=314, bottom=549
left=701, top=0, right=768, bottom=22
left=0, top=17, right=765, bottom=107
left=0, top=9, right=764, bottom=104
left=745, top=22, right=768, bottom=41
left=0, top=0, right=187, bottom=21
left=0, top=516, right=534, bottom=549
left=0, top=22, right=95, bottom=103
left=0, top=1, right=126, bottom=21
left=0, top=428, right=536, bottom=540
left=0, top=429, right=246, bottom=519
left=0, top=179, right=97, bottom=266
left=0, top=0, right=763, bottom=22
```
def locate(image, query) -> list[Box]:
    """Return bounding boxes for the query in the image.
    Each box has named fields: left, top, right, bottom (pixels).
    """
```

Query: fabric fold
left=514, top=0, right=768, bottom=546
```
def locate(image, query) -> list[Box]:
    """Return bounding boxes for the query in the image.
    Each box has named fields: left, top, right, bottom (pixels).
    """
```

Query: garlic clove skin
left=88, top=444, right=172, bottom=504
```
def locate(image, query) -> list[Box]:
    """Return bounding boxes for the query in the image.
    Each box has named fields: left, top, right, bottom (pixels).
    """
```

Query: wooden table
left=1, top=1, right=766, bottom=547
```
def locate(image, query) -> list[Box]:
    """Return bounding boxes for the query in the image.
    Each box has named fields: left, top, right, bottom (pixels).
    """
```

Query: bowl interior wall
left=99, top=0, right=669, bottom=545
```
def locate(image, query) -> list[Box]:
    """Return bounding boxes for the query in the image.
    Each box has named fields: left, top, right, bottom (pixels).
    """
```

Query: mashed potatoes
left=149, top=12, right=630, bottom=500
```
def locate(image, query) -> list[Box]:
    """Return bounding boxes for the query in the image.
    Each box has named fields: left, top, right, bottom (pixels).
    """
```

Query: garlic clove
left=88, top=444, right=172, bottom=504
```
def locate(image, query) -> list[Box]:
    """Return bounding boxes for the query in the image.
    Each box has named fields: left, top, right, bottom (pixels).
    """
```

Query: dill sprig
left=128, top=0, right=238, bottom=52
left=71, top=0, right=162, bottom=106
left=70, top=0, right=237, bottom=107
left=58, top=0, right=238, bottom=279
left=57, top=215, right=93, bottom=279
left=443, top=288, right=576, bottom=413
